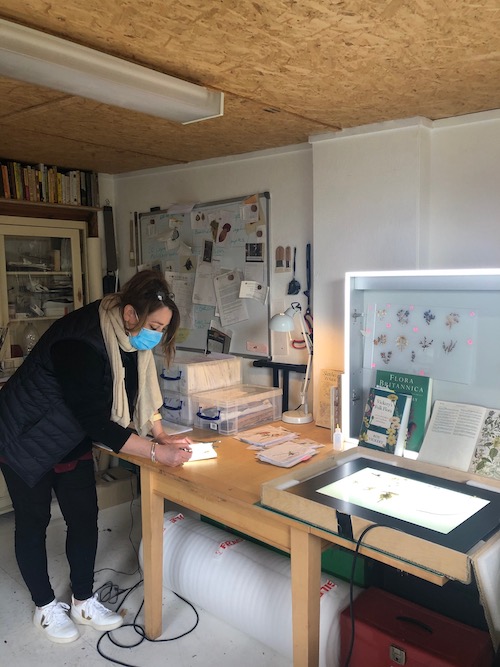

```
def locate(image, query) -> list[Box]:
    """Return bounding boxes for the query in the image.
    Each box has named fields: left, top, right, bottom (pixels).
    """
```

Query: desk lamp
left=270, top=303, right=313, bottom=424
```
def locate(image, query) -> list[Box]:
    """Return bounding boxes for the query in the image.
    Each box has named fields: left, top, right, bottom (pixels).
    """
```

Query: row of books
left=0, top=159, right=99, bottom=208
left=359, top=369, right=500, bottom=481
left=359, top=370, right=433, bottom=457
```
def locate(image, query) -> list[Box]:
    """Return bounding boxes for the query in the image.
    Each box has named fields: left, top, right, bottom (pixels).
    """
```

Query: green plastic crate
left=321, top=545, right=367, bottom=587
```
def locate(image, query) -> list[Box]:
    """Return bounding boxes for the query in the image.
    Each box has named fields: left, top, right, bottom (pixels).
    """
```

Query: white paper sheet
left=213, top=270, right=249, bottom=327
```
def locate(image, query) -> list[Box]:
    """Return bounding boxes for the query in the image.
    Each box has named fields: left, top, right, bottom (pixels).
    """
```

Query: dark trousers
left=0, top=460, right=98, bottom=607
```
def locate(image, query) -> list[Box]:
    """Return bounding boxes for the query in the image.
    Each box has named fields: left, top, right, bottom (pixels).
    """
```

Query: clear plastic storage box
left=155, top=351, right=242, bottom=395
left=193, top=384, right=282, bottom=435
left=160, top=390, right=196, bottom=426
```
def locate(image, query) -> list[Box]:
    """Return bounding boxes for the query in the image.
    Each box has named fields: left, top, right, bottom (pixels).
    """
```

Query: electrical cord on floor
left=342, top=523, right=402, bottom=667
left=95, top=583, right=199, bottom=667
left=92, top=495, right=200, bottom=666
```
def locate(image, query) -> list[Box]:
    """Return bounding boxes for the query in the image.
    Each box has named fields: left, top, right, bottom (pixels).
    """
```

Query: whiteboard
left=138, top=193, right=270, bottom=357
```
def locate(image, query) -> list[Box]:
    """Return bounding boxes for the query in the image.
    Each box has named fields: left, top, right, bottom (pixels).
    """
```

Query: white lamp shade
left=269, top=306, right=297, bottom=332
left=269, top=312, right=295, bottom=332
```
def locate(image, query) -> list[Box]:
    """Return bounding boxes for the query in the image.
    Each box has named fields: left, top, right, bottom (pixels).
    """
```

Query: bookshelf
left=0, top=198, right=100, bottom=237
left=0, top=159, right=101, bottom=235
left=0, top=152, right=102, bottom=233
left=0, top=159, right=99, bottom=208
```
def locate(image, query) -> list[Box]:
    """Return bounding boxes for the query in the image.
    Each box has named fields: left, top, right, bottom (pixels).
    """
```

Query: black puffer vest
left=0, top=301, right=111, bottom=487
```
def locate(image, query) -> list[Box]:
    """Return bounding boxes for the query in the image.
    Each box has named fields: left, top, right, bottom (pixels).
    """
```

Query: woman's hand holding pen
left=154, top=432, right=193, bottom=466
left=121, top=431, right=193, bottom=466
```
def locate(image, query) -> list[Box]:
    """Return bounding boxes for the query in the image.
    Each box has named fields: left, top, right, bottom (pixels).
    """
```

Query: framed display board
left=344, top=270, right=500, bottom=447
left=138, top=193, right=270, bottom=357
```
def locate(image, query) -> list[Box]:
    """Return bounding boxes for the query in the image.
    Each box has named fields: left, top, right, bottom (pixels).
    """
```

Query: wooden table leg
left=140, top=467, right=165, bottom=639
left=290, top=527, right=322, bottom=667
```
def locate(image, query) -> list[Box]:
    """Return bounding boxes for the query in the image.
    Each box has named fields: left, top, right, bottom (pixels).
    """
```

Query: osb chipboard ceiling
left=0, top=80, right=334, bottom=171
left=1, top=0, right=500, bottom=174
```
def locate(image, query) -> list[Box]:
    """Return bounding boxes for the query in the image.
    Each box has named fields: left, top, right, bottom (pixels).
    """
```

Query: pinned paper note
left=239, top=280, right=269, bottom=304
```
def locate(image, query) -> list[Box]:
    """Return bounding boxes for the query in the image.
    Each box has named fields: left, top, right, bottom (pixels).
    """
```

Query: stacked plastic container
left=155, top=350, right=243, bottom=427
left=156, top=350, right=283, bottom=433
left=192, top=384, right=282, bottom=435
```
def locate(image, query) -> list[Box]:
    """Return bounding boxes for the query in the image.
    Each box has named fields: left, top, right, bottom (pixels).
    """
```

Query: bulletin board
left=138, top=192, right=271, bottom=357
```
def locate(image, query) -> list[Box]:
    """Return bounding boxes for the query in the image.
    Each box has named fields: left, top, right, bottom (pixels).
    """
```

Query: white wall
left=429, top=112, right=500, bottom=267
left=310, top=119, right=432, bottom=398
left=109, top=146, right=313, bottom=405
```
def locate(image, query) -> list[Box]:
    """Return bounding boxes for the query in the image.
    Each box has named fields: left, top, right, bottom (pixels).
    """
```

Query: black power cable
left=342, top=523, right=402, bottom=667
left=95, top=585, right=199, bottom=667
left=91, top=495, right=200, bottom=666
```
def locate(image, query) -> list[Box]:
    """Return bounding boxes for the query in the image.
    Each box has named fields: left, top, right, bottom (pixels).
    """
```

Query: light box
left=287, top=457, right=500, bottom=553
left=260, top=448, right=500, bottom=584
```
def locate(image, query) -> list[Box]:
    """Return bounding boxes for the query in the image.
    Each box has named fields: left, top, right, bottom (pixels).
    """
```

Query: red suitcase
left=340, top=587, right=493, bottom=667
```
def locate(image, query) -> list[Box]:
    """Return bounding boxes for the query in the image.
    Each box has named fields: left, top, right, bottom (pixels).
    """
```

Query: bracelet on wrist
left=150, top=440, right=158, bottom=463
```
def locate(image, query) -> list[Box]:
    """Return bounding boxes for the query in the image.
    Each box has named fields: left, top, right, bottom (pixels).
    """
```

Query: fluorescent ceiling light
left=0, top=19, right=224, bottom=124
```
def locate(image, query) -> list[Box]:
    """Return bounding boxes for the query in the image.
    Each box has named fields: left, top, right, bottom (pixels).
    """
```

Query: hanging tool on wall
left=287, top=247, right=301, bottom=295
left=129, top=212, right=136, bottom=268
left=303, top=243, right=313, bottom=343
left=275, top=245, right=284, bottom=270
left=290, top=244, right=313, bottom=349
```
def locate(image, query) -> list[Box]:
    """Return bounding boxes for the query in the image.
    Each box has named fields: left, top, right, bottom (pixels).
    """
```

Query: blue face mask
left=129, top=327, right=163, bottom=351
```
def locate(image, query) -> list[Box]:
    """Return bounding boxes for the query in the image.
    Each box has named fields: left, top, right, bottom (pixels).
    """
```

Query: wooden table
left=113, top=422, right=334, bottom=666
left=113, top=423, right=486, bottom=666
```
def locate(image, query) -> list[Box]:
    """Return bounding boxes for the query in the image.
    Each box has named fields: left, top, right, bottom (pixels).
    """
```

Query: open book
left=418, top=400, right=500, bottom=479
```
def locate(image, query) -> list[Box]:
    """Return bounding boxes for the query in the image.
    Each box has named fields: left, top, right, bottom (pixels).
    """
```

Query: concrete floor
left=0, top=498, right=291, bottom=667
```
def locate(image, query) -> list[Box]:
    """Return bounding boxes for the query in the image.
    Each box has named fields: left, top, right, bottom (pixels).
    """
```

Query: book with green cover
left=376, top=370, right=433, bottom=454
left=358, top=386, right=412, bottom=456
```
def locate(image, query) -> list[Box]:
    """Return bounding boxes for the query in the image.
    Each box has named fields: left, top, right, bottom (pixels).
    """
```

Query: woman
left=0, top=270, right=192, bottom=644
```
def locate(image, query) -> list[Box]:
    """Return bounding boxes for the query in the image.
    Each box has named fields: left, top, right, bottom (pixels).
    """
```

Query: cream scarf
left=99, top=295, right=163, bottom=437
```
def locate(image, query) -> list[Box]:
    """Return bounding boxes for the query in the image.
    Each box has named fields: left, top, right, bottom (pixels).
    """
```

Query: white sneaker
left=70, top=594, right=123, bottom=631
left=33, top=599, right=80, bottom=643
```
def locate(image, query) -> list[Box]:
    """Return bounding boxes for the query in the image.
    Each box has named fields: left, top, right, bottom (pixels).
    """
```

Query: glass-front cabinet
left=0, top=214, right=89, bottom=515
left=0, top=216, right=87, bottom=360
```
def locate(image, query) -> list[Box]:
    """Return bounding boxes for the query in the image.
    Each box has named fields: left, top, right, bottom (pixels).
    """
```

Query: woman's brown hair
left=114, top=270, right=179, bottom=365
